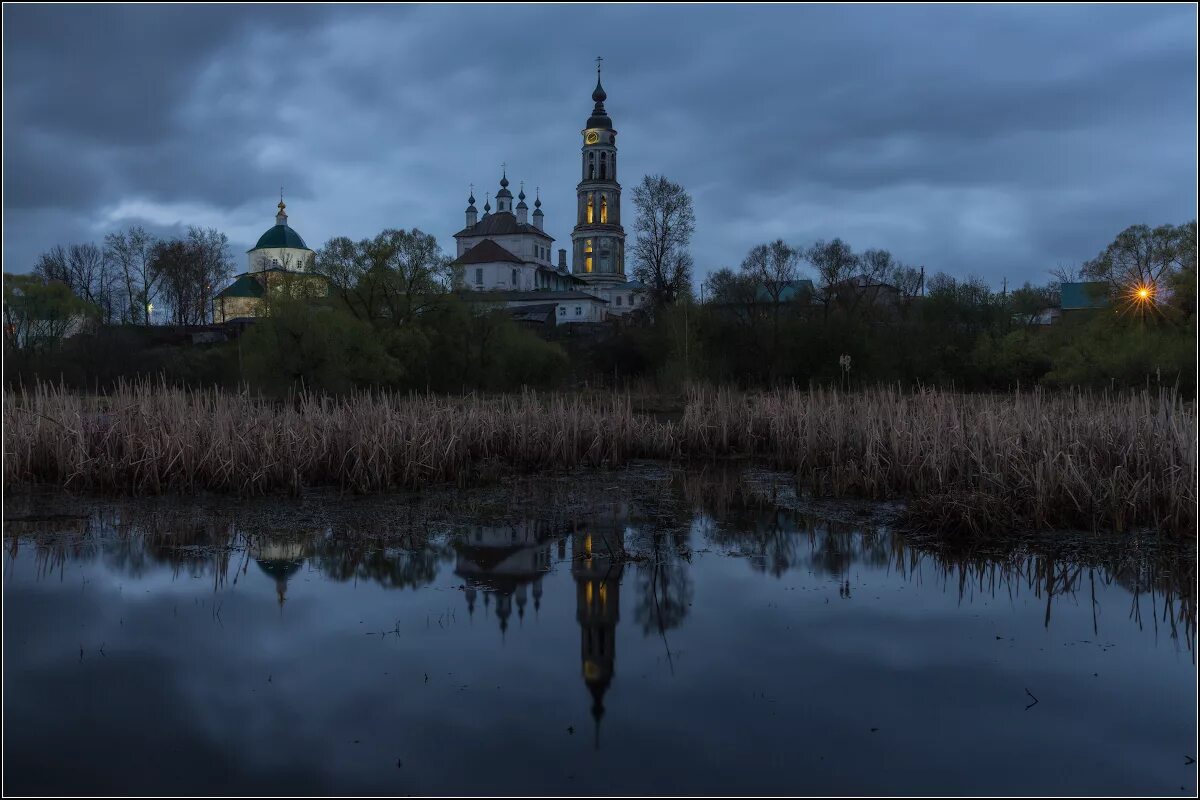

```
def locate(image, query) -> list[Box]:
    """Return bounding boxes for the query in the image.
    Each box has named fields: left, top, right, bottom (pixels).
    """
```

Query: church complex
left=216, top=63, right=646, bottom=326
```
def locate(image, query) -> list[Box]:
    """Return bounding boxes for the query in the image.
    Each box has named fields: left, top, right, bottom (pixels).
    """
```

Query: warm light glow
left=600, top=196, right=608, bottom=223
left=586, top=196, right=594, bottom=224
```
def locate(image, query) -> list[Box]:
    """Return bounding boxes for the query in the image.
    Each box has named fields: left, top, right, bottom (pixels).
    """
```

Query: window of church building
left=586, top=196, right=594, bottom=224
left=600, top=196, right=608, bottom=224
left=475, top=268, right=483, bottom=285
left=599, top=239, right=611, bottom=272
left=272, top=258, right=280, bottom=268
left=588, top=153, right=595, bottom=180
left=558, top=307, right=565, bottom=316
left=600, top=153, right=607, bottom=180
left=584, top=239, right=593, bottom=273
left=616, top=295, right=623, bottom=306
left=511, top=268, right=517, bottom=286
left=575, top=306, right=582, bottom=316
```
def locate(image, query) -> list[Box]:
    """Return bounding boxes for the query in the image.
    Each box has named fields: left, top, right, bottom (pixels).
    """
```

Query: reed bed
left=4, top=381, right=1195, bottom=537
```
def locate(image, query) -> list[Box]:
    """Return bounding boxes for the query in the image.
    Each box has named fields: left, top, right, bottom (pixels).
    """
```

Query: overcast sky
left=4, top=3, right=1196, bottom=287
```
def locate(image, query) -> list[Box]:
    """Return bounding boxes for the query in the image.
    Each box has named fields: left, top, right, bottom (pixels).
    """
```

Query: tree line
left=13, top=225, right=235, bottom=331
left=3, top=171, right=1194, bottom=395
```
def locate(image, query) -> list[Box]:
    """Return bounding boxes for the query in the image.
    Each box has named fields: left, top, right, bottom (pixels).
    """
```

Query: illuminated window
left=584, top=239, right=593, bottom=272
left=586, top=196, right=594, bottom=224
left=600, top=196, right=608, bottom=223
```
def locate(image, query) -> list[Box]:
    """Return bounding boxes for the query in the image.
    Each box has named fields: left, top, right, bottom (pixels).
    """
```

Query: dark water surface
left=4, top=466, right=1196, bottom=796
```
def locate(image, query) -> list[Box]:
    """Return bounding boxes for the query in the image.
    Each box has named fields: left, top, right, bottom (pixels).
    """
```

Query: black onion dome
left=592, top=73, right=607, bottom=104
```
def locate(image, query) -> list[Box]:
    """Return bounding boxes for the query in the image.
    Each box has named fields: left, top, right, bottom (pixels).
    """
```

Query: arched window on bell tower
left=587, top=196, right=594, bottom=224
left=588, top=153, right=595, bottom=180
left=600, top=153, right=607, bottom=180
left=585, top=239, right=593, bottom=273
left=600, top=196, right=608, bottom=224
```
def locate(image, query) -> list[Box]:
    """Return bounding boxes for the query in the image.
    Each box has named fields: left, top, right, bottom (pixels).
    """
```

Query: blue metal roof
left=250, top=224, right=311, bottom=252
left=755, top=279, right=814, bottom=303
left=1060, top=281, right=1110, bottom=310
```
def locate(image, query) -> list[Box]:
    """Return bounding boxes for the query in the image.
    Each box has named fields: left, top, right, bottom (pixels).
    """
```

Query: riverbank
left=4, top=382, right=1195, bottom=537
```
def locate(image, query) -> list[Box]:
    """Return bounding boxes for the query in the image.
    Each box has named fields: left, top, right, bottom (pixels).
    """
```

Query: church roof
left=453, top=211, right=553, bottom=241
left=251, top=223, right=311, bottom=252
left=454, top=239, right=523, bottom=266
left=215, top=274, right=265, bottom=299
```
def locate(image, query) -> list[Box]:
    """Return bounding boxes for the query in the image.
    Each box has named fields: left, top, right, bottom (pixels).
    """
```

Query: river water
left=3, top=466, right=1195, bottom=795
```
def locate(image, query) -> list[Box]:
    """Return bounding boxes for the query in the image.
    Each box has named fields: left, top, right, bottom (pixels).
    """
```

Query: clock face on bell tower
left=585, top=130, right=600, bottom=145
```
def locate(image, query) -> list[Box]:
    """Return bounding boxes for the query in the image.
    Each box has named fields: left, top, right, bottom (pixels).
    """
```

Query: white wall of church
left=464, top=262, right=539, bottom=291
left=248, top=247, right=312, bottom=273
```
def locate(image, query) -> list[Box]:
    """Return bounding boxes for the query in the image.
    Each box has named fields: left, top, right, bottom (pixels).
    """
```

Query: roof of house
left=506, top=303, right=557, bottom=322
left=1060, top=281, right=1111, bottom=310
left=250, top=223, right=311, bottom=252
left=453, top=211, right=553, bottom=241
left=454, top=239, right=524, bottom=266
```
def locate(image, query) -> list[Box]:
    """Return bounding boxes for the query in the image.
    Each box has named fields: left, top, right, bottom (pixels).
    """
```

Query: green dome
left=252, top=223, right=310, bottom=251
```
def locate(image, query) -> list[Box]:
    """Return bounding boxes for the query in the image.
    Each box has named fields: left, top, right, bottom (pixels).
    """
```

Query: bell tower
left=571, top=58, right=625, bottom=285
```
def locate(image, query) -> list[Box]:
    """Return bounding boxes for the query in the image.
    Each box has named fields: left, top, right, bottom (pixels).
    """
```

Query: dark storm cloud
left=3, top=3, right=1195, bottom=284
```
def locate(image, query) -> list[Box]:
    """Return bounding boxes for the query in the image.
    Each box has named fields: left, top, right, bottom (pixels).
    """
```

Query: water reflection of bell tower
left=572, top=526, right=624, bottom=748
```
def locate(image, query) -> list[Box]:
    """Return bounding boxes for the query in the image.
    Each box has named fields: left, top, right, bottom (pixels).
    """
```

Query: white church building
left=453, top=64, right=647, bottom=325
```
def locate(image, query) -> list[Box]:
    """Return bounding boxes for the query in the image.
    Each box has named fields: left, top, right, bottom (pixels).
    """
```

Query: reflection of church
left=454, top=521, right=554, bottom=635
left=251, top=538, right=309, bottom=609
left=453, top=518, right=626, bottom=747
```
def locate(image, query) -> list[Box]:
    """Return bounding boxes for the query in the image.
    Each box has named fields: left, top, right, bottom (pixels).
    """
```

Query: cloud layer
left=4, top=4, right=1195, bottom=286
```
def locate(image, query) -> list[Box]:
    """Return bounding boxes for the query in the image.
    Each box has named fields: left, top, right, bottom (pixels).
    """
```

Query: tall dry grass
left=4, top=381, right=1195, bottom=536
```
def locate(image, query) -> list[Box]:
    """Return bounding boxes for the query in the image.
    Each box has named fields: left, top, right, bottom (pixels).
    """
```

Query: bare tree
left=1080, top=222, right=1195, bottom=294
left=806, top=238, right=859, bottom=321
left=34, top=243, right=120, bottom=323
left=740, top=239, right=800, bottom=382
left=631, top=175, right=695, bottom=306
left=891, top=264, right=924, bottom=299
left=858, top=248, right=895, bottom=284
left=33, top=246, right=70, bottom=285
left=104, top=226, right=158, bottom=324
left=187, top=227, right=234, bottom=323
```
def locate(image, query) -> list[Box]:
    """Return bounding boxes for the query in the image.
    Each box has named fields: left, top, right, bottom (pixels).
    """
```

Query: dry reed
left=4, top=381, right=1195, bottom=536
